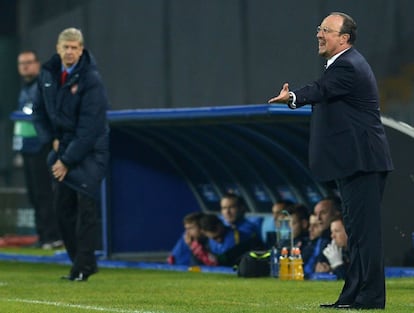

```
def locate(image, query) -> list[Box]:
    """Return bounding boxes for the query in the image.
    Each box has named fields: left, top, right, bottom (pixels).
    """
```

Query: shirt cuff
left=288, top=92, right=297, bottom=109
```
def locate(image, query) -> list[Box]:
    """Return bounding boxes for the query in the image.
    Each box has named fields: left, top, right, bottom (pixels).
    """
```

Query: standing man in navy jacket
left=33, top=28, right=110, bottom=281
left=269, top=12, right=393, bottom=310
left=14, top=50, right=61, bottom=249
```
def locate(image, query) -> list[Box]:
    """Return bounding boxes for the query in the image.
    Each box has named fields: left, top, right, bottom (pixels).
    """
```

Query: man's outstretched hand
left=268, top=83, right=290, bottom=104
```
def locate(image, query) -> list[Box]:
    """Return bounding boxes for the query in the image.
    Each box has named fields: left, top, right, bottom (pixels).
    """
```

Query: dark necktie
left=61, top=70, right=68, bottom=85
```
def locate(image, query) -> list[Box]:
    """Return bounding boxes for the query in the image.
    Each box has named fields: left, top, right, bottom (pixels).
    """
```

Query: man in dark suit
left=268, top=12, right=393, bottom=310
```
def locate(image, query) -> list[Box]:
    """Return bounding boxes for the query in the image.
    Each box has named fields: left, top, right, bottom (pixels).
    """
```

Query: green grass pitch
left=1, top=260, right=414, bottom=312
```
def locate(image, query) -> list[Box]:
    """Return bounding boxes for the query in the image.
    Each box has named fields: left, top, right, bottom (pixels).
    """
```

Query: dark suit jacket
left=293, top=47, right=393, bottom=182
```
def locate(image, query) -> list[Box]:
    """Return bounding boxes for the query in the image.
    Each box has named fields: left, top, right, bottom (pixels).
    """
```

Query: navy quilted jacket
left=33, top=49, right=109, bottom=199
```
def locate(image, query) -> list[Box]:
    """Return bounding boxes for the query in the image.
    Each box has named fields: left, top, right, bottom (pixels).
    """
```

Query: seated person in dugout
left=301, top=196, right=342, bottom=277
left=315, top=215, right=349, bottom=279
left=283, top=203, right=310, bottom=249
left=168, top=192, right=263, bottom=266
left=260, top=200, right=294, bottom=248
left=190, top=213, right=263, bottom=266
left=314, top=196, right=342, bottom=242
left=220, top=191, right=261, bottom=240
left=167, top=212, right=207, bottom=266
left=302, top=213, right=329, bottom=278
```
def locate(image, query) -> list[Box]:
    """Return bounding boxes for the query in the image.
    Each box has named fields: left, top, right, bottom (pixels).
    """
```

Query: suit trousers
left=54, top=182, right=99, bottom=275
left=335, top=171, right=388, bottom=308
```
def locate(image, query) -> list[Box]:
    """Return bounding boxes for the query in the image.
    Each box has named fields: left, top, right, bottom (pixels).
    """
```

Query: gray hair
left=57, top=27, right=84, bottom=45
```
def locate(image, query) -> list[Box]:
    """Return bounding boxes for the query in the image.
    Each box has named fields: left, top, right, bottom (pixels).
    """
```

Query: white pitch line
left=2, top=298, right=163, bottom=313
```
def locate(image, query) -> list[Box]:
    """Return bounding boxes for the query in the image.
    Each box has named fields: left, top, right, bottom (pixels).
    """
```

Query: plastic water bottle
left=291, top=247, right=304, bottom=281
left=278, top=218, right=292, bottom=249
left=279, top=247, right=290, bottom=280
left=296, top=248, right=304, bottom=281
left=270, top=247, right=279, bottom=278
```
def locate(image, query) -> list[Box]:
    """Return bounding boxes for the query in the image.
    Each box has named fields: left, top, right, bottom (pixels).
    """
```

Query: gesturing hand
left=268, top=83, right=290, bottom=103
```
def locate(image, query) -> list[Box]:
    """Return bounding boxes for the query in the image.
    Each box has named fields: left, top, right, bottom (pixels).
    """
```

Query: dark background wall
left=1, top=1, right=413, bottom=169
left=12, top=0, right=414, bottom=114
left=0, top=0, right=18, bottom=184
left=0, top=0, right=413, bottom=265
left=1, top=1, right=414, bottom=253
left=0, top=0, right=409, bottom=185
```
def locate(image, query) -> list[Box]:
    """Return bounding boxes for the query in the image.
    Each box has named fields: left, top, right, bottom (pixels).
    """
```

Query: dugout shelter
left=11, top=104, right=414, bottom=266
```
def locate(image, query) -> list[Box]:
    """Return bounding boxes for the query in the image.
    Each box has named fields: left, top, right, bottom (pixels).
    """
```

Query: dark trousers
left=54, top=182, right=99, bottom=275
left=336, top=171, right=388, bottom=308
left=22, top=146, right=60, bottom=243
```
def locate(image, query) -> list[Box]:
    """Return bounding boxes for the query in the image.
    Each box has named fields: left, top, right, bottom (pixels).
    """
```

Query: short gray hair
left=57, top=27, right=84, bottom=45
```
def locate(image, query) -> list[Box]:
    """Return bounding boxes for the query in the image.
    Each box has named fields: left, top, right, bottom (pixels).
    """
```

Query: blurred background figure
left=260, top=200, right=294, bottom=248
left=220, top=192, right=262, bottom=242
left=313, top=196, right=341, bottom=243
left=284, top=204, right=310, bottom=249
left=302, top=213, right=324, bottom=261
left=13, top=50, right=61, bottom=249
left=303, top=197, right=341, bottom=276
left=302, top=212, right=330, bottom=279
left=167, top=211, right=207, bottom=266
left=315, top=215, right=349, bottom=279
left=198, top=213, right=262, bottom=266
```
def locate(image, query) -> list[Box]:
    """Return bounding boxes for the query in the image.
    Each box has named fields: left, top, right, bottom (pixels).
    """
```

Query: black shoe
left=320, top=302, right=353, bottom=309
left=342, top=303, right=385, bottom=310
left=61, top=272, right=89, bottom=282
left=61, top=264, right=98, bottom=282
left=320, top=303, right=337, bottom=308
left=73, top=272, right=89, bottom=281
left=42, top=240, right=64, bottom=250
left=61, top=268, right=98, bottom=282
